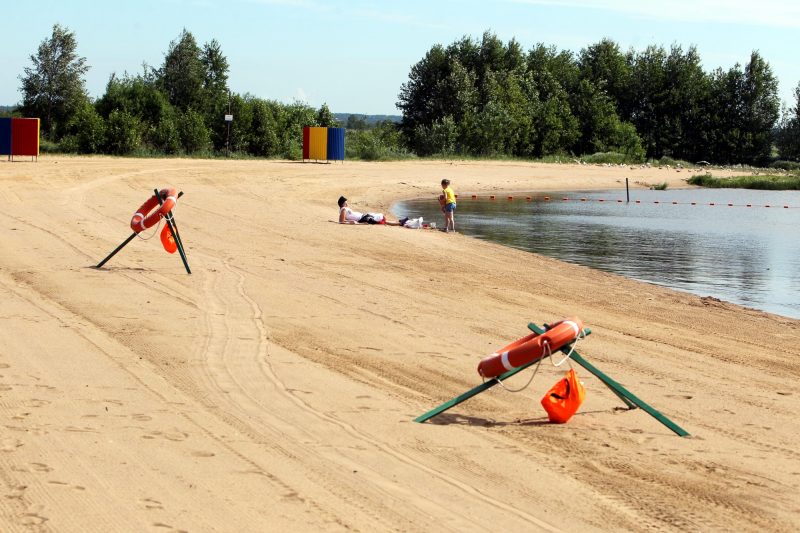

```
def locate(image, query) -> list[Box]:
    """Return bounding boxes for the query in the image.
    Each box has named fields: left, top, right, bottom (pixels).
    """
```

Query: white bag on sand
left=404, top=217, right=423, bottom=229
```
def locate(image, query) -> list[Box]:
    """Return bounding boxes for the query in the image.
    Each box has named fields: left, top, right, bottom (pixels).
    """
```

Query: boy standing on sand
left=440, top=179, right=456, bottom=232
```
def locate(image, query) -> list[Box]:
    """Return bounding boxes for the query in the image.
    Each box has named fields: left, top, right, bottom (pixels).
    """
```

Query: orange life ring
left=477, top=317, right=584, bottom=378
left=130, top=188, right=178, bottom=233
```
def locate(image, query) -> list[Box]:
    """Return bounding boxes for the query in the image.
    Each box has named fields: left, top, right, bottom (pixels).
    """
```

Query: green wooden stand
left=414, top=322, right=689, bottom=437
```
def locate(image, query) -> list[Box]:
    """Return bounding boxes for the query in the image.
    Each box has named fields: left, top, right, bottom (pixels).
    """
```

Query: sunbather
left=338, top=196, right=403, bottom=225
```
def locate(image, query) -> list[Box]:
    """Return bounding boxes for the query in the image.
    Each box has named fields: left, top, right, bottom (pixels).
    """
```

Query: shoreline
left=1, top=156, right=798, bottom=531
left=390, top=188, right=800, bottom=320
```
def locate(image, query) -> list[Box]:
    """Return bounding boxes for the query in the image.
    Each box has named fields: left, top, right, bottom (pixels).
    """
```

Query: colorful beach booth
left=302, top=126, right=344, bottom=162
left=0, top=118, right=40, bottom=161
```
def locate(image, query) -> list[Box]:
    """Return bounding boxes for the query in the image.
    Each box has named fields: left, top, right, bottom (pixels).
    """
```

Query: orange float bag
left=541, top=369, right=585, bottom=423
left=160, top=224, right=178, bottom=254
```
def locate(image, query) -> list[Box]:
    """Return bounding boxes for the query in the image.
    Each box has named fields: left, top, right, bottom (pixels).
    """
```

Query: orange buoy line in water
left=477, top=317, right=584, bottom=379
left=459, top=194, right=796, bottom=209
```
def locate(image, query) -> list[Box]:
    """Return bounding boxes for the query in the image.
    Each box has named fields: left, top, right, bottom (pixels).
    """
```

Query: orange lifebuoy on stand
left=477, top=317, right=584, bottom=379
left=130, top=188, right=178, bottom=233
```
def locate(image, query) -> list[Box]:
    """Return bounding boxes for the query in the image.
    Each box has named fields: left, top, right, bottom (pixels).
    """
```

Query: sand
left=0, top=156, right=798, bottom=532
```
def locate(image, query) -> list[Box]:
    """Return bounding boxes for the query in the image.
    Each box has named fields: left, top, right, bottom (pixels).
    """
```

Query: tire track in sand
left=206, top=257, right=561, bottom=532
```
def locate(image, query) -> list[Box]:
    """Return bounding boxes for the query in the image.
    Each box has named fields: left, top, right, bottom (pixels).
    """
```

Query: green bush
left=769, top=160, right=800, bottom=171
left=286, top=138, right=303, bottom=161
left=609, top=121, right=646, bottom=163
left=345, top=128, right=415, bottom=161
left=151, top=116, right=181, bottom=154
left=105, top=109, right=141, bottom=155
left=582, top=152, right=628, bottom=164
left=688, top=173, right=800, bottom=189
left=650, top=156, right=692, bottom=168
left=70, top=104, right=105, bottom=153
left=58, top=135, right=79, bottom=153
left=249, top=101, right=279, bottom=156
left=178, top=109, right=210, bottom=154
left=38, top=138, right=60, bottom=154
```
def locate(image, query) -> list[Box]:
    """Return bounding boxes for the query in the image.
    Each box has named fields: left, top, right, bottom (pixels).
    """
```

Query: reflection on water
left=394, top=188, right=800, bottom=319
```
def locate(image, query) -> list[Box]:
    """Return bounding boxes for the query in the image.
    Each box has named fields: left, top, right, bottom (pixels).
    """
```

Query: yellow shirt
left=443, top=186, right=456, bottom=205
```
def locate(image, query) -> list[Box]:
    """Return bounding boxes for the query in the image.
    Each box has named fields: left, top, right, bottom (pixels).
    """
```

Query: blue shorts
left=445, top=203, right=456, bottom=212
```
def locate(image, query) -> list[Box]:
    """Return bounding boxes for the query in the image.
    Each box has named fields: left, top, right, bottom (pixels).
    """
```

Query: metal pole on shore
left=626, top=178, right=630, bottom=203
left=96, top=232, right=137, bottom=268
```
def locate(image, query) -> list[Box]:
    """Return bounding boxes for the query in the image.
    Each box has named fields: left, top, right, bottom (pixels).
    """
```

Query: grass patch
left=769, top=160, right=800, bottom=171
left=688, top=173, right=800, bottom=190
left=582, top=152, right=630, bottom=165
left=650, top=182, right=668, bottom=190
left=648, top=156, right=693, bottom=168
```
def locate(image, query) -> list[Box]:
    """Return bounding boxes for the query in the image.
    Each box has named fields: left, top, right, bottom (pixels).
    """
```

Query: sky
left=2, top=0, right=799, bottom=115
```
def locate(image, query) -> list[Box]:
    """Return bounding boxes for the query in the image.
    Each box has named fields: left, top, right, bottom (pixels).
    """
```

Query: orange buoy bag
left=160, top=224, right=178, bottom=254
left=541, top=369, right=585, bottom=423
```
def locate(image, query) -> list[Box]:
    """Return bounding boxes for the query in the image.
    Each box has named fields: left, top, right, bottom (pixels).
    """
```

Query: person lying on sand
left=337, top=196, right=404, bottom=225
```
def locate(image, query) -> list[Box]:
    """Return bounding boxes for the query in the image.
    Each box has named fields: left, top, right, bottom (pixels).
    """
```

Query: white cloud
left=508, top=0, right=800, bottom=28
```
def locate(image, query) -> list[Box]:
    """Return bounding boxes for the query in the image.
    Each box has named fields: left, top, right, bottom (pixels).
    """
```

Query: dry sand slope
left=0, top=156, right=798, bottom=532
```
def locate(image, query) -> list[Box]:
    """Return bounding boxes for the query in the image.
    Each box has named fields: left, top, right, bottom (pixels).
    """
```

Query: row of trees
left=15, top=25, right=342, bottom=158
left=398, top=32, right=799, bottom=164
left=10, top=25, right=800, bottom=163
left=776, top=84, right=800, bottom=161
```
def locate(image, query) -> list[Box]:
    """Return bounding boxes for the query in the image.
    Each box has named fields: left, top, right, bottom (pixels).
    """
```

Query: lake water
left=394, top=188, right=800, bottom=319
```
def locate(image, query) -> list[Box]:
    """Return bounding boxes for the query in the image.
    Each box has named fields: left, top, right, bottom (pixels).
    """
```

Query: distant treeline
left=399, top=32, right=800, bottom=165
left=11, top=26, right=800, bottom=163
left=334, top=114, right=400, bottom=128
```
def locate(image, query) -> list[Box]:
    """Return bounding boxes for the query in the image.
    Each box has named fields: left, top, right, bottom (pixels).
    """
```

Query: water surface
left=394, top=188, right=800, bottom=319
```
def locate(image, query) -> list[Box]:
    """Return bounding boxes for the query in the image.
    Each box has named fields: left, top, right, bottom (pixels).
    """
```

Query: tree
left=105, top=109, right=141, bottom=155
left=66, top=102, right=105, bottom=153
left=627, top=45, right=668, bottom=158
left=707, top=65, right=745, bottom=163
left=705, top=52, right=779, bottom=165
left=227, top=93, right=254, bottom=154
left=178, top=108, right=210, bottom=153
left=776, top=82, right=800, bottom=160
left=414, top=116, right=457, bottom=156
left=250, top=99, right=279, bottom=156
left=741, top=51, right=780, bottom=164
left=571, top=79, right=629, bottom=155
left=159, top=29, right=204, bottom=112
left=578, top=38, right=631, bottom=116
left=96, top=72, right=172, bottom=126
left=201, top=39, right=229, bottom=98
left=397, top=44, right=450, bottom=150
left=315, top=103, right=338, bottom=127
left=276, top=100, right=317, bottom=159
left=661, top=45, right=710, bottom=161
left=345, top=115, right=368, bottom=130
left=526, top=47, right=580, bottom=155
left=526, top=44, right=579, bottom=94
left=19, top=24, right=89, bottom=139
left=151, top=114, right=181, bottom=154
left=201, top=39, right=230, bottom=150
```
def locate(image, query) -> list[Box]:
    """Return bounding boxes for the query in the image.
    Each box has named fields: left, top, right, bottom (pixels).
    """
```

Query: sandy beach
left=1, top=156, right=798, bottom=532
